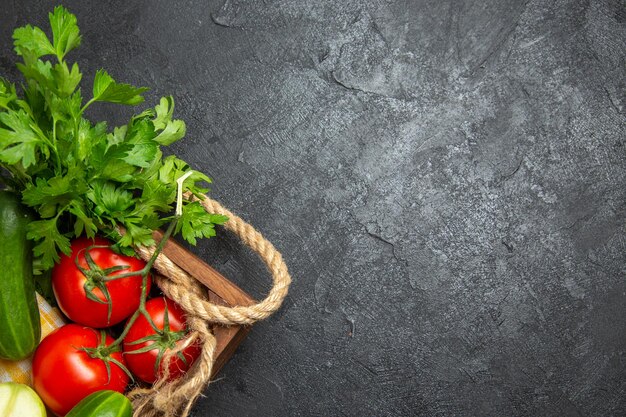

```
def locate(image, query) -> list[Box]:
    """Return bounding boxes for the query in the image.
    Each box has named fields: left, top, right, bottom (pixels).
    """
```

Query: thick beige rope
left=127, top=195, right=292, bottom=417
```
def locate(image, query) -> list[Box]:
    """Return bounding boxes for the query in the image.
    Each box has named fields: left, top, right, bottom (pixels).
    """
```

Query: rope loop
left=128, top=195, right=291, bottom=417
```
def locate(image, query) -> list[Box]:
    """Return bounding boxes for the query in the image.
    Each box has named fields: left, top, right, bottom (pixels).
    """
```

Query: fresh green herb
left=0, top=6, right=228, bottom=272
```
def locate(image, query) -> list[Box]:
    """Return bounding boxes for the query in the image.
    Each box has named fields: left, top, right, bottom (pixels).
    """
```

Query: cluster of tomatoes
left=32, top=237, right=201, bottom=416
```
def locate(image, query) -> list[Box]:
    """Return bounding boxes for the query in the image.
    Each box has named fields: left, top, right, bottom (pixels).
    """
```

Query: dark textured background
left=3, top=0, right=626, bottom=416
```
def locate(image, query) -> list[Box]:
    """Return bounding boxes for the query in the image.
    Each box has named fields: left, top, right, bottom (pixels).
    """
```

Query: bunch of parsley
left=0, top=6, right=227, bottom=272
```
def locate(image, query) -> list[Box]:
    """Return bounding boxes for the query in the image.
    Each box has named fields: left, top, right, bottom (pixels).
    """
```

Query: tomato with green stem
left=32, top=324, right=130, bottom=416
left=52, top=236, right=151, bottom=328
left=123, top=297, right=201, bottom=383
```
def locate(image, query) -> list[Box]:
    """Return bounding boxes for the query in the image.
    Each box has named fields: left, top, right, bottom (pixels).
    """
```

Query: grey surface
left=3, top=0, right=626, bottom=416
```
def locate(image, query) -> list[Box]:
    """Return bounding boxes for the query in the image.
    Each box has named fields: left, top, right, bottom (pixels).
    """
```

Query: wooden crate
left=153, top=231, right=255, bottom=377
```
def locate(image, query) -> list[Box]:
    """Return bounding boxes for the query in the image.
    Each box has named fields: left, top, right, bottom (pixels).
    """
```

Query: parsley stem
left=51, top=117, right=61, bottom=171
left=52, top=117, right=56, bottom=147
left=107, top=218, right=178, bottom=348
left=80, top=98, right=96, bottom=115
left=29, top=121, right=61, bottom=172
left=146, top=219, right=178, bottom=272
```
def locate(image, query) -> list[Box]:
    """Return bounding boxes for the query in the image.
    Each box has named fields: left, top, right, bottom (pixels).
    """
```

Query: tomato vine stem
left=84, top=172, right=191, bottom=370
left=107, top=217, right=178, bottom=348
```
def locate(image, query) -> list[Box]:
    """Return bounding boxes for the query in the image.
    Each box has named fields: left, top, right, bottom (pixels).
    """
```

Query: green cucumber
left=66, top=390, right=132, bottom=417
left=0, top=190, right=40, bottom=360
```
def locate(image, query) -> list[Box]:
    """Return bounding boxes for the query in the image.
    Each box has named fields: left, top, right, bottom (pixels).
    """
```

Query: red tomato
left=123, top=297, right=201, bottom=384
left=33, top=324, right=129, bottom=416
left=52, top=236, right=151, bottom=328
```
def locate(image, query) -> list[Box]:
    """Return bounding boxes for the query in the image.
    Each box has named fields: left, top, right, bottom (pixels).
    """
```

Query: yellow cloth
left=0, top=293, right=66, bottom=386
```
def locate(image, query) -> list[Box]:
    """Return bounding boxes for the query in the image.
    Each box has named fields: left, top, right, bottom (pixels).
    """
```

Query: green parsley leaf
left=0, top=110, right=44, bottom=168
left=74, top=119, right=105, bottom=162
left=27, top=216, right=71, bottom=269
left=118, top=220, right=155, bottom=248
left=155, top=119, right=186, bottom=145
left=121, top=118, right=158, bottom=167
left=91, top=69, right=148, bottom=106
left=152, top=96, right=174, bottom=130
left=107, top=125, right=128, bottom=148
left=152, top=96, right=186, bottom=145
left=22, top=168, right=88, bottom=217
left=51, top=61, right=82, bottom=97
left=176, top=201, right=228, bottom=245
left=86, top=181, right=134, bottom=218
left=49, top=5, right=81, bottom=61
left=12, top=24, right=55, bottom=58
left=0, top=78, right=17, bottom=110
left=158, top=155, right=212, bottom=195
left=68, top=200, right=97, bottom=239
left=1, top=6, right=228, bottom=269
left=89, top=141, right=137, bottom=182
left=138, top=179, right=176, bottom=212
left=16, top=59, right=54, bottom=92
